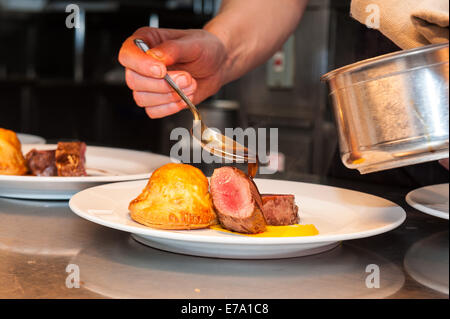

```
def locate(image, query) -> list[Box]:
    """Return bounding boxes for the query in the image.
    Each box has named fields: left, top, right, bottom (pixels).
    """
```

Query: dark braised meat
left=55, top=142, right=87, bottom=176
left=261, top=194, right=299, bottom=226
left=25, top=149, right=57, bottom=176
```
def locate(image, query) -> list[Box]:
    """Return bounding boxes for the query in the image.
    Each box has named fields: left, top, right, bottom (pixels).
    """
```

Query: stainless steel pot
left=321, top=43, right=449, bottom=174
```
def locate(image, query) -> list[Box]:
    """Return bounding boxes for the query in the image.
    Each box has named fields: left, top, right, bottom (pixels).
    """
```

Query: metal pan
left=321, top=43, right=449, bottom=174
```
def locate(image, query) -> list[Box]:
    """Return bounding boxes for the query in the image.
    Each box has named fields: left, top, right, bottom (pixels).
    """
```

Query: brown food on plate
left=25, top=149, right=57, bottom=176
left=210, top=166, right=266, bottom=234
left=261, top=194, right=299, bottom=226
left=0, top=128, right=28, bottom=175
left=55, top=142, right=87, bottom=176
left=129, top=163, right=217, bottom=230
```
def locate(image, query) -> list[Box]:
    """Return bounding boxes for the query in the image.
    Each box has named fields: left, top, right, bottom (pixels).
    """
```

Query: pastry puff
left=129, top=163, right=217, bottom=230
left=0, top=128, right=27, bottom=175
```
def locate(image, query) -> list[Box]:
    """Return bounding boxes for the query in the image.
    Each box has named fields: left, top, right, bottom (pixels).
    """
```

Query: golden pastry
left=0, top=128, right=27, bottom=175
left=129, top=163, right=217, bottom=230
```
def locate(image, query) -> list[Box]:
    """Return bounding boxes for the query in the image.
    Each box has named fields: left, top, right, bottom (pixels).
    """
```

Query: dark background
left=0, top=0, right=448, bottom=186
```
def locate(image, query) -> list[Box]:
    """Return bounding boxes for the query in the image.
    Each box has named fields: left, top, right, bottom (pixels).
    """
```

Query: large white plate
left=406, top=183, right=449, bottom=220
left=0, top=144, right=173, bottom=200
left=17, top=133, right=46, bottom=144
left=69, top=179, right=406, bottom=259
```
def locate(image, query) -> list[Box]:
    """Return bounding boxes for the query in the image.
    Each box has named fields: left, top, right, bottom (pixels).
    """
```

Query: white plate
left=17, top=133, right=46, bottom=144
left=406, top=183, right=449, bottom=220
left=0, top=144, right=173, bottom=200
left=69, top=179, right=406, bottom=259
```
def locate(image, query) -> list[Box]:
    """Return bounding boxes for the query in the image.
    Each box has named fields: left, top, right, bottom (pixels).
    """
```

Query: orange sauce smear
left=210, top=224, right=319, bottom=237
left=352, top=158, right=365, bottom=165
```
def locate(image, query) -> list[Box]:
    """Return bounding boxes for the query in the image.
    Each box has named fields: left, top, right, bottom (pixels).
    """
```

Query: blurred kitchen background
left=0, top=0, right=403, bottom=178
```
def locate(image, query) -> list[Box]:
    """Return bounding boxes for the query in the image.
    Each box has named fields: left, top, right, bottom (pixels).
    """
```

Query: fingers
left=125, top=69, right=193, bottom=93
left=126, top=63, right=198, bottom=119
left=132, top=81, right=196, bottom=108
left=118, top=27, right=200, bottom=79
left=134, top=27, right=203, bottom=66
left=144, top=97, right=195, bottom=119
left=118, top=28, right=168, bottom=78
left=149, top=37, right=203, bottom=66
left=131, top=72, right=197, bottom=119
left=119, top=27, right=208, bottom=119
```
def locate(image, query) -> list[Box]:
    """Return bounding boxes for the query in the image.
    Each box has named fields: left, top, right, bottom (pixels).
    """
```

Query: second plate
left=0, top=144, right=173, bottom=200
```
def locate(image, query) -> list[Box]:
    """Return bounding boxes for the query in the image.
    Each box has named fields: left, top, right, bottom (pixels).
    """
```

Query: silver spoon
left=134, top=39, right=257, bottom=163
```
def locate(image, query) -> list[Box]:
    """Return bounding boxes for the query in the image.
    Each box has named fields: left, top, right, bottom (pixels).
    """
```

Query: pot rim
left=321, top=42, right=449, bottom=82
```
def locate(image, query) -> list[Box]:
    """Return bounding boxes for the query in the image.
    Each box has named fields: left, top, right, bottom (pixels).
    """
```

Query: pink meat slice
left=210, top=167, right=266, bottom=234
left=261, top=194, right=299, bottom=226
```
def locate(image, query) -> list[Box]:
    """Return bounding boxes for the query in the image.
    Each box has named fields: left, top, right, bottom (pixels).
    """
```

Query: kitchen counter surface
left=0, top=173, right=448, bottom=299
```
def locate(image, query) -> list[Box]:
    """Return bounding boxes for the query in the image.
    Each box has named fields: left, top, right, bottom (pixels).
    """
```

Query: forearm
left=204, top=0, right=308, bottom=85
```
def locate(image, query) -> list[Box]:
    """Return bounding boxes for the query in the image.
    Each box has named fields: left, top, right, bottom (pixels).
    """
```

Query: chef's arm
left=118, top=0, right=308, bottom=118
left=205, top=0, right=308, bottom=84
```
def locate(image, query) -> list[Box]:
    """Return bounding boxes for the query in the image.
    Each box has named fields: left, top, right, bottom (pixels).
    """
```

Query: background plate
left=17, top=133, right=46, bottom=144
left=406, top=183, right=449, bottom=220
left=0, top=144, right=173, bottom=200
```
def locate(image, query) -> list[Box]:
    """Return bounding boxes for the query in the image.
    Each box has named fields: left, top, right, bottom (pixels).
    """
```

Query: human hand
left=118, top=27, right=228, bottom=118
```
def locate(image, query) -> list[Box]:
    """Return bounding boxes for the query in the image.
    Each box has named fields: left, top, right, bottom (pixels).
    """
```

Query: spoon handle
left=163, top=75, right=201, bottom=120
left=134, top=39, right=201, bottom=121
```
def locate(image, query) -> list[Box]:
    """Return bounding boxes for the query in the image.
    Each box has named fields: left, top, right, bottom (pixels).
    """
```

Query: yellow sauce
left=210, top=224, right=319, bottom=237
left=351, top=158, right=365, bottom=165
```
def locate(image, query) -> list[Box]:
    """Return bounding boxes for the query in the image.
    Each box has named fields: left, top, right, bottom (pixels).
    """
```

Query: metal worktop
left=0, top=173, right=448, bottom=299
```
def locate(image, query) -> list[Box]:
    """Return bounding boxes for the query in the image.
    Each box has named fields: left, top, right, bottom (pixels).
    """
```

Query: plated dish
left=406, top=183, right=449, bottom=220
left=1, top=128, right=96, bottom=177
left=0, top=144, right=173, bottom=200
left=128, top=163, right=310, bottom=236
left=69, top=173, right=406, bottom=259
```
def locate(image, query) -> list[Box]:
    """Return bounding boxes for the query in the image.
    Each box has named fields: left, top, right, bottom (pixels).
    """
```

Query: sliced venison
left=210, top=167, right=266, bottom=234
left=261, top=194, right=299, bottom=226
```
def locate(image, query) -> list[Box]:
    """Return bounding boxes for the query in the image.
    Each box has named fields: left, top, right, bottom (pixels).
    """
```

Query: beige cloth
left=350, top=0, right=449, bottom=49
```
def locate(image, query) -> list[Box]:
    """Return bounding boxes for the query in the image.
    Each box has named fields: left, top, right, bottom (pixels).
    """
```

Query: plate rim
left=69, top=179, right=407, bottom=245
left=0, top=144, right=174, bottom=182
left=17, top=133, right=46, bottom=144
left=405, top=183, right=449, bottom=220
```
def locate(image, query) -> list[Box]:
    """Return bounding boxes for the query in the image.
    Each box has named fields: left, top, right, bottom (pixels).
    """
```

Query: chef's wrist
left=203, top=21, right=239, bottom=86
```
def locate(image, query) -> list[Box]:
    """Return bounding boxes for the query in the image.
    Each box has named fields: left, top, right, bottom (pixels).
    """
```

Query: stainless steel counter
left=0, top=174, right=448, bottom=299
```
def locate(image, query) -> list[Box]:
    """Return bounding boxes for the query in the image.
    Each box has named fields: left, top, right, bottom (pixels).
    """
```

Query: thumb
left=147, top=35, right=203, bottom=67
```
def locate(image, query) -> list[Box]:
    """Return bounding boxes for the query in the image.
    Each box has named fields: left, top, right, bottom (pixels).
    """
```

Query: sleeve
left=350, top=0, right=449, bottom=49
